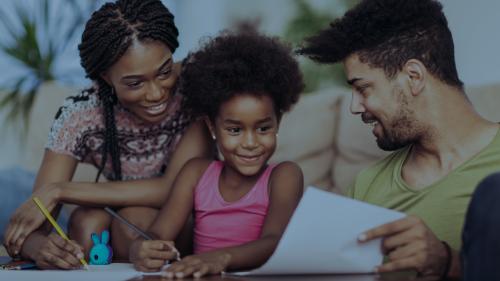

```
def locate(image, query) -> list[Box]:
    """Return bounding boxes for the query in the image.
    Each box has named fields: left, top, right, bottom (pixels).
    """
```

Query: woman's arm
left=4, top=119, right=211, bottom=258
left=59, top=120, right=213, bottom=208
left=164, top=161, right=304, bottom=278
left=4, top=150, right=78, bottom=257
left=130, top=158, right=210, bottom=272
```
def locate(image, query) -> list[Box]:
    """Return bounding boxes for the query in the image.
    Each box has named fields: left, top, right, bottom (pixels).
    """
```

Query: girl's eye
left=257, top=126, right=272, bottom=133
left=226, top=127, right=241, bottom=134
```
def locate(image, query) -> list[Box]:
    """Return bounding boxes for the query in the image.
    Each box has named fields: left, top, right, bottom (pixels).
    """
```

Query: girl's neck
left=218, top=162, right=268, bottom=203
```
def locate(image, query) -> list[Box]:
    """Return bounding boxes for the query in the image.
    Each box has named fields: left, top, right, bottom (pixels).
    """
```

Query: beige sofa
left=20, top=82, right=500, bottom=195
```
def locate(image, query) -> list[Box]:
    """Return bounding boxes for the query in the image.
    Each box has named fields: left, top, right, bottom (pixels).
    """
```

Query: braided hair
left=78, top=0, right=179, bottom=181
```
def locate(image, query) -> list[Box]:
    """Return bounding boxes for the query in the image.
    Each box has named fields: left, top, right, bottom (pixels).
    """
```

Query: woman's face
left=102, top=39, right=177, bottom=124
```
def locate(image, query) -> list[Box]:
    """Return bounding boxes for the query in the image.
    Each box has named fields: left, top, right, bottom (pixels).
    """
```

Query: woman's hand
left=4, top=183, right=62, bottom=256
left=162, top=252, right=231, bottom=279
left=130, top=240, right=178, bottom=272
left=31, top=233, right=85, bottom=270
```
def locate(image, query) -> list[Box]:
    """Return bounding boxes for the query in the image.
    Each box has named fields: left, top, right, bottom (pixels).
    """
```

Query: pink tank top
left=193, top=161, right=276, bottom=254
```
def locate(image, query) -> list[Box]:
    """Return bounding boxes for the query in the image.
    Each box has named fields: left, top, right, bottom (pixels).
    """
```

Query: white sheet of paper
left=0, top=263, right=163, bottom=281
left=234, top=187, right=405, bottom=275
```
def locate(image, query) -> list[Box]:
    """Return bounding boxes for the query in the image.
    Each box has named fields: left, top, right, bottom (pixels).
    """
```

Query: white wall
left=442, top=0, right=500, bottom=86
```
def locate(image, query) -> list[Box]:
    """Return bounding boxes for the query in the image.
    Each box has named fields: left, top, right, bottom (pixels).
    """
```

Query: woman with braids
left=3, top=0, right=212, bottom=269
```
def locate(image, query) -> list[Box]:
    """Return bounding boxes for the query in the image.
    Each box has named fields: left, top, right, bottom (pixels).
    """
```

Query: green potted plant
left=0, top=0, right=97, bottom=127
left=283, top=0, right=359, bottom=93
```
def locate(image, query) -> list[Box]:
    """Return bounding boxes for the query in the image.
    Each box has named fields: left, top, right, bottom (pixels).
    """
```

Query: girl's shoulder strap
left=194, top=160, right=224, bottom=193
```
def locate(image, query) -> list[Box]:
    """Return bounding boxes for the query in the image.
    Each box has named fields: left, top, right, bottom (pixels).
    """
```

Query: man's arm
left=359, top=215, right=460, bottom=279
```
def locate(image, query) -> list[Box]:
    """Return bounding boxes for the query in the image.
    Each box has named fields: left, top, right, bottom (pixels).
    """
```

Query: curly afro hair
left=180, top=30, right=304, bottom=121
left=299, top=0, right=463, bottom=89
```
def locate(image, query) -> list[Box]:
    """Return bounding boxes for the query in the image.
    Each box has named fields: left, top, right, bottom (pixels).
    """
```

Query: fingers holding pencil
left=31, top=197, right=89, bottom=269
left=130, top=240, right=178, bottom=272
left=33, top=233, right=85, bottom=270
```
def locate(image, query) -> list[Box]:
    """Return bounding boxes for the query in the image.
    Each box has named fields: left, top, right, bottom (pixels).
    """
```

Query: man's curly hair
left=180, top=30, right=304, bottom=121
left=299, top=0, right=463, bottom=89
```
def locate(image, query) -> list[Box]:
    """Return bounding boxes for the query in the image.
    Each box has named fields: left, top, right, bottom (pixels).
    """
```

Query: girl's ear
left=204, top=116, right=216, bottom=140
left=91, top=233, right=100, bottom=245
left=101, top=230, right=110, bottom=245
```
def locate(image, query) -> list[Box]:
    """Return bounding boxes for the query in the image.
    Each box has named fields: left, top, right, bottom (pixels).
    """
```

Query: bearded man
left=300, top=0, right=500, bottom=279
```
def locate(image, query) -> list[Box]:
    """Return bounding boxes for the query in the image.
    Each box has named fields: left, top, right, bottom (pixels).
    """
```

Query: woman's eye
left=127, top=81, right=143, bottom=88
left=158, top=69, right=172, bottom=79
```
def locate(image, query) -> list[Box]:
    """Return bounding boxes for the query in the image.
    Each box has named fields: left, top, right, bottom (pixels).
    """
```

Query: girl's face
left=209, top=93, right=279, bottom=177
left=102, top=39, right=177, bottom=124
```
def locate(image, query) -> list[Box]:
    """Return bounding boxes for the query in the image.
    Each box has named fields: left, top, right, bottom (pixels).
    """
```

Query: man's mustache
left=362, top=113, right=377, bottom=123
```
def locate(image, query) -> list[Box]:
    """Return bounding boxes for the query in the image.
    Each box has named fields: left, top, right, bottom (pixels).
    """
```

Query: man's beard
left=373, top=86, right=421, bottom=151
left=376, top=117, right=415, bottom=151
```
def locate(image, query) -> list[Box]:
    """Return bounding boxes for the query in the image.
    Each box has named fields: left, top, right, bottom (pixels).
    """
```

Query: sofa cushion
left=21, top=82, right=99, bottom=182
left=271, top=89, right=344, bottom=189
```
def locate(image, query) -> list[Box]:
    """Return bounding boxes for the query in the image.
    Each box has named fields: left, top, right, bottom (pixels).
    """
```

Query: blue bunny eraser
left=89, top=230, right=113, bottom=265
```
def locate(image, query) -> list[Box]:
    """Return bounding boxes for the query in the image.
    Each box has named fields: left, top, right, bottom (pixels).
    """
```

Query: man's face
left=343, top=54, right=420, bottom=151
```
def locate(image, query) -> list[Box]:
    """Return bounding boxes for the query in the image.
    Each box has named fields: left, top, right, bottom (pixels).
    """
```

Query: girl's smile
left=209, top=93, right=278, bottom=178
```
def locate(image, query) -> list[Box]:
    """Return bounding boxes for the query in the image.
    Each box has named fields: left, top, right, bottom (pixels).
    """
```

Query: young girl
left=129, top=31, right=305, bottom=278
left=4, top=0, right=212, bottom=268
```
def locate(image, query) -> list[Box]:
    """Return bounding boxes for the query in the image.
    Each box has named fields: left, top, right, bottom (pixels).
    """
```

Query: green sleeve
left=345, top=182, right=355, bottom=198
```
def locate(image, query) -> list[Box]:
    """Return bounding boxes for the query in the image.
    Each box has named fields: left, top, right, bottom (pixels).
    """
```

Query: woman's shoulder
left=53, top=89, right=102, bottom=122
left=46, top=90, right=103, bottom=160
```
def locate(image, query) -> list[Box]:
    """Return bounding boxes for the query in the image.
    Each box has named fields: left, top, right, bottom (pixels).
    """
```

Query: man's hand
left=359, top=215, right=449, bottom=277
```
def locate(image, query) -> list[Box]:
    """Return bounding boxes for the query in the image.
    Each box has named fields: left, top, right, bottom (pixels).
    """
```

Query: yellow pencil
left=32, top=197, right=89, bottom=270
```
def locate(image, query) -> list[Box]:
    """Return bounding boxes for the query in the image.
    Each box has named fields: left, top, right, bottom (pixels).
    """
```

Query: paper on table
left=234, top=187, right=405, bottom=275
left=0, top=263, right=164, bottom=281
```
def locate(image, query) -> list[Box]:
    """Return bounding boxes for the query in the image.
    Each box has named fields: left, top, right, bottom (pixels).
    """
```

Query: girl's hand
left=4, top=183, right=62, bottom=256
left=130, top=240, right=178, bottom=272
left=32, top=233, right=85, bottom=269
left=162, top=252, right=231, bottom=279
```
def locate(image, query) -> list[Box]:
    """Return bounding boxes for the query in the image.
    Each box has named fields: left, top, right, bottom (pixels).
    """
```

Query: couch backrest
left=22, top=82, right=98, bottom=181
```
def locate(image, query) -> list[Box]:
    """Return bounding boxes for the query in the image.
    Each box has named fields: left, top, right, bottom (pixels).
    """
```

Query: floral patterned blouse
left=46, top=89, right=192, bottom=181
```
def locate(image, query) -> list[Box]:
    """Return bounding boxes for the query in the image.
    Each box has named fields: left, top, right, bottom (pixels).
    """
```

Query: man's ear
left=204, top=116, right=216, bottom=140
left=404, top=59, right=426, bottom=96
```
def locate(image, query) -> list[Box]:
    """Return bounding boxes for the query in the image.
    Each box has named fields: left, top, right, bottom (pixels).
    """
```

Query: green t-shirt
left=347, top=129, right=500, bottom=250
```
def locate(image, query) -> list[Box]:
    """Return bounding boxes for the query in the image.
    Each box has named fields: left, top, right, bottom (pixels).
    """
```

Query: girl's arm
left=164, top=161, right=304, bottom=278
left=4, top=120, right=211, bottom=258
left=129, top=158, right=211, bottom=272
